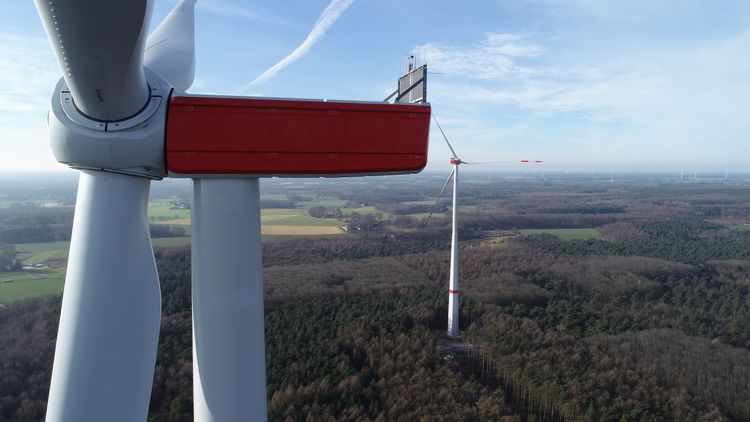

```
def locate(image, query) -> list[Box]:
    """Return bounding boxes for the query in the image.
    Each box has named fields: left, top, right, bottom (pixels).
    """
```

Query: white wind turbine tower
left=30, top=1, right=431, bottom=420
left=430, top=117, right=541, bottom=338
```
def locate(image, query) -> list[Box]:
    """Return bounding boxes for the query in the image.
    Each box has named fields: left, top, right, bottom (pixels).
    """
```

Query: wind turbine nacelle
left=165, top=96, right=431, bottom=177
left=48, top=68, right=171, bottom=179
left=48, top=72, right=430, bottom=179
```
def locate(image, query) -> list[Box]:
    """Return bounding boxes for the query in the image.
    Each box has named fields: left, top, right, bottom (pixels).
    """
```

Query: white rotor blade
left=46, top=171, right=161, bottom=421
left=432, top=114, right=460, bottom=159
left=427, top=167, right=455, bottom=220
left=463, top=160, right=517, bottom=165
left=145, top=0, right=196, bottom=92
left=33, top=0, right=152, bottom=121
left=462, top=159, right=544, bottom=165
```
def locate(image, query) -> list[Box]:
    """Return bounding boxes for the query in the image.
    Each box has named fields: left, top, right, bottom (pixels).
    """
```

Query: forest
left=2, top=172, right=750, bottom=421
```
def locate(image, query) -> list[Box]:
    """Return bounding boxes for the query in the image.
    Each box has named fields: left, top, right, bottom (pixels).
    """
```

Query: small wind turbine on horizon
left=429, top=116, right=542, bottom=338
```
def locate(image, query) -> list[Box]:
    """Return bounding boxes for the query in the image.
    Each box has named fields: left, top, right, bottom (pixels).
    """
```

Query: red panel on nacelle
left=165, top=95, right=431, bottom=176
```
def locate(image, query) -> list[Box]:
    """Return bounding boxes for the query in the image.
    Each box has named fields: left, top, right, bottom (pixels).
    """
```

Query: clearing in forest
left=519, top=228, right=600, bottom=240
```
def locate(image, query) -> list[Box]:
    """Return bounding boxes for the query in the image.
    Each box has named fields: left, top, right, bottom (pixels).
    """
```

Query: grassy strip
left=519, top=228, right=600, bottom=240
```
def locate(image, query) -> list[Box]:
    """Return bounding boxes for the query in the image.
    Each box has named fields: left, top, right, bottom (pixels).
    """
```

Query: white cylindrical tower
left=191, top=178, right=268, bottom=421
left=447, top=161, right=460, bottom=338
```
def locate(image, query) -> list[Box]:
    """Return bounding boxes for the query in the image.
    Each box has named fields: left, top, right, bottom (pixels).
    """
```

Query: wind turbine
left=31, top=1, right=430, bottom=420
left=429, top=117, right=541, bottom=338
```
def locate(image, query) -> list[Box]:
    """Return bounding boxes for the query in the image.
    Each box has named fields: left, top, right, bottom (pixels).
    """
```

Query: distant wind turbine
left=429, top=116, right=541, bottom=338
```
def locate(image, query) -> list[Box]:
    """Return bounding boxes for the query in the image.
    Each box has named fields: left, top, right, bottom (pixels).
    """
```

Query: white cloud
left=197, top=0, right=291, bottom=26
left=0, top=125, right=62, bottom=170
left=493, top=42, right=544, bottom=58
left=524, top=0, right=697, bottom=22
left=420, top=25, right=750, bottom=170
left=0, top=33, right=61, bottom=170
left=416, top=32, right=545, bottom=81
left=237, top=0, right=355, bottom=91
left=0, top=34, right=59, bottom=113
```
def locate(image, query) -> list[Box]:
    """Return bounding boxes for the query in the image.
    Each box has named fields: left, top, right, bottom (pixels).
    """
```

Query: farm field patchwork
left=1, top=208, right=346, bottom=303
left=148, top=204, right=190, bottom=220
left=262, top=226, right=342, bottom=235
left=1, top=198, right=354, bottom=304
left=262, top=207, right=343, bottom=234
left=298, top=198, right=347, bottom=208
left=260, top=194, right=290, bottom=201
left=152, top=205, right=345, bottom=234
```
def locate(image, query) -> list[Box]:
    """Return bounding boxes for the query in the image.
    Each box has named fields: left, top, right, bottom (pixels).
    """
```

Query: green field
left=261, top=194, right=291, bottom=201
left=1, top=236, right=195, bottom=304
left=148, top=204, right=190, bottom=220
left=267, top=216, right=340, bottom=227
left=15, top=241, right=71, bottom=263
left=728, top=224, right=750, bottom=231
left=0, top=268, right=66, bottom=305
left=0, top=200, right=63, bottom=208
left=298, top=198, right=347, bottom=208
left=458, top=205, right=479, bottom=212
left=519, top=228, right=601, bottom=240
left=23, top=250, right=64, bottom=265
left=152, top=237, right=192, bottom=247
left=341, top=206, right=385, bottom=216
left=403, top=205, right=483, bottom=220
left=149, top=200, right=177, bottom=206
left=1, top=242, right=70, bottom=304
left=262, top=208, right=341, bottom=226
left=262, top=208, right=342, bottom=235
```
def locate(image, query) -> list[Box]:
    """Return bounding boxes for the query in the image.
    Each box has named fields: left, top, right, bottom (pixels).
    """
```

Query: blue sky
left=1, top=0, right=749, bottom=172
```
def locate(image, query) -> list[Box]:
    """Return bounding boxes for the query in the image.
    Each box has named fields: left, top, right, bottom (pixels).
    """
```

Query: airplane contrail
left=239, top=0, right=354, bottom=90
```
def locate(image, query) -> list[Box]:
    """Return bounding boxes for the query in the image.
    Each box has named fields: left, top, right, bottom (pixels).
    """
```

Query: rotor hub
left=47, top=68, right=172, bottom=179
